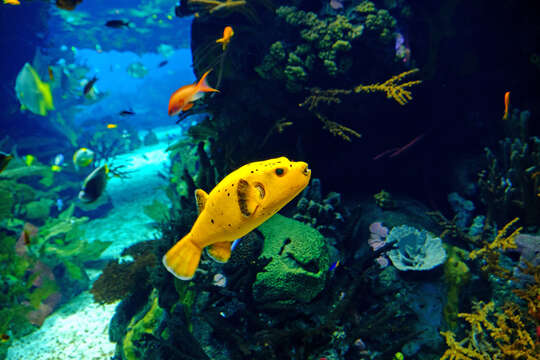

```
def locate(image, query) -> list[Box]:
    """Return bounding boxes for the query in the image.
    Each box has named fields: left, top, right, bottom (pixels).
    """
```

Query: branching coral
left=354, top=68, right=422, bottom=105
left=441, top=301, right=539, bottom=360
left=427, top=211, right=482, bottom=247
left=299, top=87, right=352, bottom=111
left=298, top=69, right=421, bottom=141
left=478, top=136, right=540, bottom=227
left=441, top=217, right=539, bottom=358
left=314, top=112, right=361, bottom=142
left=469, top=217, right=522, bottom=280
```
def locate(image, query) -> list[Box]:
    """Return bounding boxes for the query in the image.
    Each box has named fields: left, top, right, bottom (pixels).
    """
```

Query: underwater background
left=0, top=0, right=539, bottom=359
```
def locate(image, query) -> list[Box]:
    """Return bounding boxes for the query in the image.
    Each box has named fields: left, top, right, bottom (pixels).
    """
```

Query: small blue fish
left=329, top=260, right=340, bottom=272
left=231, top=238, right=242, bottom=251
left=53, top=153, right=64, bottom=166
left=56, top=198, right=63, bottom=211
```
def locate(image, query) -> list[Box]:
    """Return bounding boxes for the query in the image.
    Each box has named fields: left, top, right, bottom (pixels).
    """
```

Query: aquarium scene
left=1, top=0, right=539, bottom=359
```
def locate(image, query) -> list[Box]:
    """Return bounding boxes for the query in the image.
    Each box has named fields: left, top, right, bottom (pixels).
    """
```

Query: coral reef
left=299, top=68, right=422, bottom=140
left=442, top=245, right=471, bottom=330
left=469, top=217, right=522, bottom=280
left=292, top=177, right=348, bottom=243
left=478, top=136, right=540, bottom=227
left=441, top=301, right=538, bottom=360
left=121, top=290, right=165, bottom=360
left=252, top=214, right=330, bottom=307
left=385, top=225, right=447, bottom=271
left=91, top=252, right=157, bottom=304
left=373, top=189, right=396, bottom=209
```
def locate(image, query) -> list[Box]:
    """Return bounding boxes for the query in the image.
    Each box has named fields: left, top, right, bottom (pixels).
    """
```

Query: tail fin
left=162, top=233, right=202, bottom=280
left=196, top=70, right=220, bottom=93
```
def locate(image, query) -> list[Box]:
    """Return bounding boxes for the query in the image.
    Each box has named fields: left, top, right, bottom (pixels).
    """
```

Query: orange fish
left=3, top=0, right=20, bottom=5
left=106, top=124, right=117, bottom=129
left=503, top=91, right=510, bottom=120
left=168, top=70, right=219, bottom=116
left=216, top=26, right=234, bottom=51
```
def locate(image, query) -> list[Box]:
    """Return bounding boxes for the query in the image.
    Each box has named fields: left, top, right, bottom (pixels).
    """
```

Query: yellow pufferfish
left=163, top=157, right=311, bottom=280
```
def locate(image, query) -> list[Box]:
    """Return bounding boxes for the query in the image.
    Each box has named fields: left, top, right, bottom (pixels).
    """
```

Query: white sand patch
left=7, top=292, right=119, bottom=360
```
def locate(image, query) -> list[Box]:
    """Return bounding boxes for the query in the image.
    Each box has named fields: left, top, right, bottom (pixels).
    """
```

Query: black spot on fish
left=250, top=171, right=253, bottom=173
left=228, top=224, right=231, bottom=227
left=227, top=193, right=230, bottom=196
left=211, top=219, right=214, bottom=224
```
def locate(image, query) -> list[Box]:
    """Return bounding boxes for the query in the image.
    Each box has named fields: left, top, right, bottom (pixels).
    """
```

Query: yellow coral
left=299, top=87, right=352, bottom=111
left=469, top=217, right=522, bottom=279
left=440, top=330, right=486, bottom=360
left=443, top=245, right=471, bottom=330
left=441, top=301, right=539, bottom=360
left=354, top=68, right=422, bottom=105
left=314, top=112, right=361, bottom=142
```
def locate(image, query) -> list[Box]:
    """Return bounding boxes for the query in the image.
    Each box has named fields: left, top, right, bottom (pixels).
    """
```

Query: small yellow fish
left=15, top=63, right=54, bottom=116
left=25, top=154, right=35, bottom=166
left=216, top=26, right=234, bottom=51
left=3, top=0, right=20, bottom=5
left=51, top=164, right=62, bottom=172
left=106, top=124, right=118, bottom=129
left=163, top=157, right=311, bottom=280
left=73, top=148, right=94, bottom=168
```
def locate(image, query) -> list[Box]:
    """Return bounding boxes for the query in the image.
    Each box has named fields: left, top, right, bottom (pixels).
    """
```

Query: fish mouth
left=303, top=165, right=310, bottom=176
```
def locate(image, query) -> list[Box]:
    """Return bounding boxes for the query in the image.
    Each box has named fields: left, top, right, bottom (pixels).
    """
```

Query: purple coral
left=368, top=222, right=389, bottom=251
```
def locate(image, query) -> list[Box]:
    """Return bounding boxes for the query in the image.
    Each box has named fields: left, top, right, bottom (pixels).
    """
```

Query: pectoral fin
left=206, top=241, right=231, bottom=263
left=182, top=102, right=194, bottom=111
left=195, top=189, right=208, bottom=214
left=237, top=179, right=260, bottom=217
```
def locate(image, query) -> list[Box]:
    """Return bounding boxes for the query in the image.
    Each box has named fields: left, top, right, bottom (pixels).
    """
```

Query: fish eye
left=275, top=168, right=285, bottom=176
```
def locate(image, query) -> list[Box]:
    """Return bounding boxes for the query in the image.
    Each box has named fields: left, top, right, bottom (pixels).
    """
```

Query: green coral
left=364, top=9, right=397, bottom=43
left=122, top=290, right=164, bottom=360
left=354, top=1, right=377, bottom=14
left=255, top=41, right=287, bottom=81
left=24, top=198, right=53, bottom=222
left=443, top=245, right=471, bottom=330
left=257, top=2, right=398, bottom=89
left=252, top=214, right=330, bottom=307
left=257, top=5, right=368, bottom=89
left=173, top=279, right=196, bottom=332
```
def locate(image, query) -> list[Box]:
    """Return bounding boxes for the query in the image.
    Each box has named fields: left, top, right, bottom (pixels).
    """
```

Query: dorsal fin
left=237, top=179, right=259, bottom=217
left=194, top=189, right=208, bottom=214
